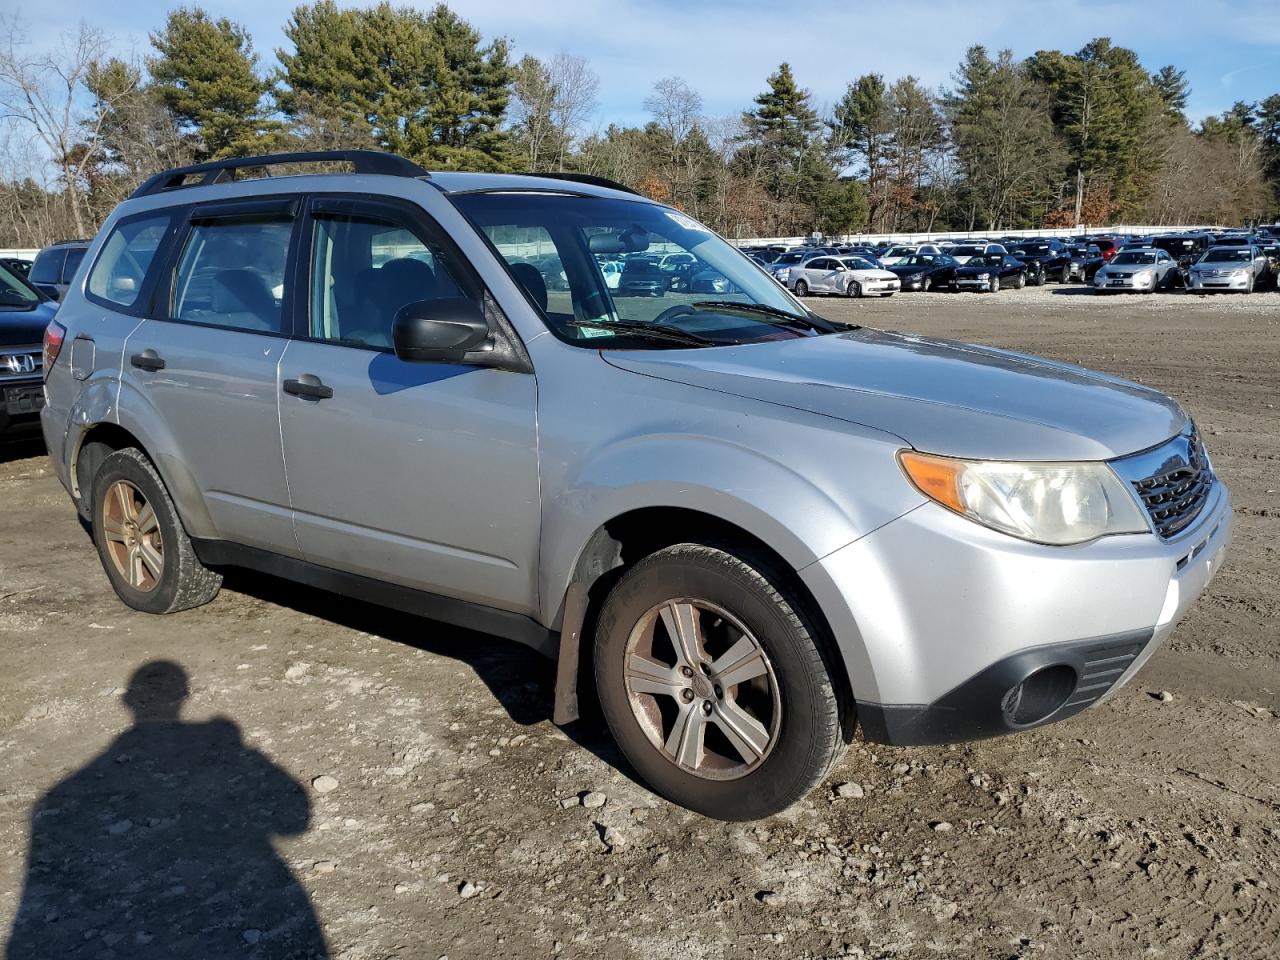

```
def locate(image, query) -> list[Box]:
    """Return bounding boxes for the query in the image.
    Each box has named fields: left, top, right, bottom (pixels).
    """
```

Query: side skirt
left=191, top=538, right=558, bottom=659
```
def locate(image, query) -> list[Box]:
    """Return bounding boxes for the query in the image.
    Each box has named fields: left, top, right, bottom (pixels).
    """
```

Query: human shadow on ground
left=5, top=660, right=328, bottom=960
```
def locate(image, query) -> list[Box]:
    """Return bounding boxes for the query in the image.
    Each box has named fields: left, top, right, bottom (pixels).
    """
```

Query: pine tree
left=148, top=7, right=278, bottom=160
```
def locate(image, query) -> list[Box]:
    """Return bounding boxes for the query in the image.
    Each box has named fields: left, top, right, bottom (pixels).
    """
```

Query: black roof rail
left=513, top=171, right=639, bottom=196
left=129, top=150, right=430, bottom=199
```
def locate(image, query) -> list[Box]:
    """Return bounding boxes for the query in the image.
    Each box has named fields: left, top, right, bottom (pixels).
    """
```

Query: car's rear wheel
left=594, top=543, right=846, bottom=820
left=91, top=448, right=222, bottom=615
left=794, top=279, right=809, bottom=297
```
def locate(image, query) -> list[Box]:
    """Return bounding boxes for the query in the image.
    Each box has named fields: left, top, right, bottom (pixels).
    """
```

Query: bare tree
left=509, top=52, right=597, bottom=172
left=644, top=76, right=704, bottom=209
left=547, top=52, right=598, bottom=170
left=0, top=14, right=110, bottom=238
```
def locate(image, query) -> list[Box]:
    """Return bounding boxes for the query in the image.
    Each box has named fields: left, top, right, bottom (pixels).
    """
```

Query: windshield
left=450, top=192, right=820, bottom=348
left=1200, top=248, right=1252, bottom=263
left=0, top=262, right=40, bottom=310
left=967, top=255, right=1004, bottom=267
left=950, top=246, right=983, bottom=257
left=1111, top=251, right=1157, bottom=265
left=1014, top=244, right=1051, bottom=256
left=885, top=247, right=915, bottom=257
left=895, top=255, right=939, bottom=267
left=841, top=257, right=878, bottom=270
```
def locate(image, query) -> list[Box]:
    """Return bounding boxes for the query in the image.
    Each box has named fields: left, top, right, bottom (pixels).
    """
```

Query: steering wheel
left=652, top=304, right=699, bottom=325
left=574, top=289, right=612, bottom=321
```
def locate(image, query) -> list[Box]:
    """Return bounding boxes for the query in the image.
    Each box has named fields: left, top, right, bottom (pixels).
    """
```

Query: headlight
left=899, top=452, right=1149, bottom=545
left=977, top=273, right=990, bottom=280
left=1135, top=270, right=1153, bottom=282
left=1230, top=269, right=1247, bottom=278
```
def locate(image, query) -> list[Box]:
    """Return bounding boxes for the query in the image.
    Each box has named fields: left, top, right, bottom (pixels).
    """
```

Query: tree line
left=1, top=3, right=1277, bottom=246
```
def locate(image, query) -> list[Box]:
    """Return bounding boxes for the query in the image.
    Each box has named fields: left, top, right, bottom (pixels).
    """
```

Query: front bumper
left=801, top=479, right=1231, bottom=745
left=859, top=279, right=899, bottom=295
left=1095, top=275, right=1154, bottom=292
left=1188, top=273, right=1250, bottom=291
left=0, top=376, right=45, bottom=436
left=953, top=277, right=994, bottom=290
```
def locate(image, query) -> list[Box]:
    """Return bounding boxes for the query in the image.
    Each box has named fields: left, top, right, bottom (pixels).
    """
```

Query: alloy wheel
left=623, top=598, right=782, bottom=780
left=101, top=480, right=164, bottom=592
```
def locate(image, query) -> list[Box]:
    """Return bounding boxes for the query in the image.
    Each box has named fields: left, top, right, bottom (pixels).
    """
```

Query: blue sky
left=15, top=0, right=1280, bottom=127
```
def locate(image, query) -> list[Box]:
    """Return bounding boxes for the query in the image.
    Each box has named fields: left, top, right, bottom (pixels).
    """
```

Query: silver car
left=1093, top=248, right=1178, bottom=293
left=789, top=255, right=899, bottom=298
left=1187, top=245, right=1270, bottom=293
left=41, top=150, right=1231, bottom=821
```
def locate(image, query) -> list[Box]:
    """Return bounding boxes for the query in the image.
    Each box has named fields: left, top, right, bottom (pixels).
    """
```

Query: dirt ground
left=1, top=285, right=1277, bottom=960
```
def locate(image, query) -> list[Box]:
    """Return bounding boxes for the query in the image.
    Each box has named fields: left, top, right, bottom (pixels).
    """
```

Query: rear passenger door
left=120, top=197, right=301, bottom=555
left=277, top=195, right=540, bottom=614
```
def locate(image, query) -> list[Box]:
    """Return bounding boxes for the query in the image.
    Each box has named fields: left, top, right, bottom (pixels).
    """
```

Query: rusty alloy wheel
left=622, top=598, right=782, bottom=781
left=100, top=479, right=164, bottom=592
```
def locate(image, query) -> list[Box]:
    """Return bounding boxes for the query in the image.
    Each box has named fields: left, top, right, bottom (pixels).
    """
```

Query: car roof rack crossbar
left=513, top=171, right=640, bottom=196
left=130, top=150, right=430, bottom=199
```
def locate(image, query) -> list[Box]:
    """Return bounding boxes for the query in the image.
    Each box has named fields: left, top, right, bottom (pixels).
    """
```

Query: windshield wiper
left=564, top=318, right=716, bottom=346
left=690, top=300, right=855, bottom=333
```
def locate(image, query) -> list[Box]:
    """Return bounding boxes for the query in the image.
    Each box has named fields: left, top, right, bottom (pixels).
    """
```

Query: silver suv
left=41, top=151, right=1231, bottom=820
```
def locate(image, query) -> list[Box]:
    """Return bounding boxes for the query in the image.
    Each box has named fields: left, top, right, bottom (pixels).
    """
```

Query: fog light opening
left=1001, top=665, right=1077, bottom=726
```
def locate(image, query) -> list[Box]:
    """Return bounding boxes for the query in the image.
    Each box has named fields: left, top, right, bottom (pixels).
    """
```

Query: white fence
left=728, top=225, right=1225, bottom=248
left=1, top=248, right=39, bottom=260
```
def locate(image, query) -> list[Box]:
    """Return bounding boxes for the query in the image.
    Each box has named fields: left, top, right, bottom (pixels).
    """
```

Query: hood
left=954, top=262, right=1003, bottom=275
left=887, top=263, right=933, bottom=276
left=603, top=328, right=1186, bottom=461
left=851, top=268, right=898, bottom=281
left=0, top=301, right=57, bottom=347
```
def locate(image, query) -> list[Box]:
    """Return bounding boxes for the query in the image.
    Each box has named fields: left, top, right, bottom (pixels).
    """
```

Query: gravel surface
left=1, top=285, right=1278, bottom=959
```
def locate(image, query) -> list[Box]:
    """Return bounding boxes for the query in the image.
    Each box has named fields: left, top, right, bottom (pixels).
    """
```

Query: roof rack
left=514, top=171, right=639, bottom=196
left=129, top=150, right=430, bottom=199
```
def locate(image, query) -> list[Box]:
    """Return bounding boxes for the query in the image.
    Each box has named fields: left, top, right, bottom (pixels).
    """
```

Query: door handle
left=130, top=350, right=165, bottom=372
left=282, top=375, right=333, bottom=401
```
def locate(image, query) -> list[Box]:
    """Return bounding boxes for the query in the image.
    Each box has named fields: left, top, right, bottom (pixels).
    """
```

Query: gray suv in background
left=41, top=151, right=1231, bottom=820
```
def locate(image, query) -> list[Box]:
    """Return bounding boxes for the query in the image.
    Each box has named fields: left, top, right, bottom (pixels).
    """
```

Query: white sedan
left=790, top=255, right=900, bottom=298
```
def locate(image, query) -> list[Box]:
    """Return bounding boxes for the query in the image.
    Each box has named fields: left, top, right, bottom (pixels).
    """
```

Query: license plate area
left=4, top=385, right=44, bottom=415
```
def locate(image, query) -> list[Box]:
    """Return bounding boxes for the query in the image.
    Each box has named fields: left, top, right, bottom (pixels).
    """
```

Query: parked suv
left=42, top=151, right=1231, bottom=821
left=28, top=239, right=90, bottom=301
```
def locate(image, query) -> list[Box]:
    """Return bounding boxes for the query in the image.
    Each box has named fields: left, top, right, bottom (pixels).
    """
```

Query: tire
left=90, top=447, right=222, bottom=615
left=794, top=279, right=808, bottom=297
left=1015, top=272, right=1026, bottom=289
left=846, top=280, right=861, bottom=298
left=989, top=276, right=1000, bottom=293
left=921, top=276, right=932, bottom=292
left=594, top=543, right=846, bottom=821
left=1060, top=264, right=1070, bottom=283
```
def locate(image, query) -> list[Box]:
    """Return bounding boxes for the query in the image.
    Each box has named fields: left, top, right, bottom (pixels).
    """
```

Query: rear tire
left=594, top=543, right=846, bottom=821
left=90, top=448, right=222, bottom=615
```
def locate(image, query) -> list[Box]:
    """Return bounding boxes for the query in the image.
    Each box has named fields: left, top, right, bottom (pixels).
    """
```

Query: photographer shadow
left=5, top=660, right=327, bottom=960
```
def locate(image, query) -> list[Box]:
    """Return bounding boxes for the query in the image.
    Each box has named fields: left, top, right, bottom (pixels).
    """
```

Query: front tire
left=989, top=276, right=1000, bottom=293
left=91, top=448, right=222, bottom=615
left=793, top=279, right=808, bottom=297
left=594, top=543, right=846, bottom=821
left=846, top=279, right=861, bottom=298
left=1015, top=272, right=1026, bottom=289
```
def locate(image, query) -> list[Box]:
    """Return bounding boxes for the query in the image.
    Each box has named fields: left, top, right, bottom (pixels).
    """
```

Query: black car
left=616, top=257, right=666, bottom=297
left=1007, top=239, right=1074, bottom=284
left=1, top=257, right=32, bottom=278
left=28, top=239, right=90, bottom=301
left=951, top=254, right=1028, bottom=292
left=1065, top=244, right=1106, bottom=283
left=1150, top=233, right=1213, bottom=276
left=886, top=253, right=958, bottom=291
left=1, top=260, right=59, bottom=438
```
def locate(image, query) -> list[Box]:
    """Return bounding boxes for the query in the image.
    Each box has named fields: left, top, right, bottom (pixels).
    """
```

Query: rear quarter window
left=29, top=248, right=65, bottom=285
left=87, top=214, right=173, bottom=311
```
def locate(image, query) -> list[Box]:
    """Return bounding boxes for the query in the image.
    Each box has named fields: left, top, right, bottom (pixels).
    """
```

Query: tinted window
left=88, top=215, right=170, bottom=308
left=309, top=212, right=470, bottom=348
left=807, top=258, right=831, bottom=270
left=29, top=248, right=65, bottom=285
left=63, top=247, right=86, bottom=281
left=172, top=218, right=293, bottom=333
left=0, top=262, right=39, bottom=310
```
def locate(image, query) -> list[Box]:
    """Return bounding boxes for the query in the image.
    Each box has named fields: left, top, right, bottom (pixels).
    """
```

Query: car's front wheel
left=846, top=279, right=861, bottom=298
left=594, top=543, right=846, bottom=820
left=989, top=276, right=1001, bottom=293
left=90, top=448, right=222, bottom=615
left=793, top=279, right=809, bottom=297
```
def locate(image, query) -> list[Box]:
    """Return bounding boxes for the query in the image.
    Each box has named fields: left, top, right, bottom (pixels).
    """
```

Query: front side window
left=309, top=211, right=472, bottom=348
left=29, top=248, right=65, bottom=285
left=88, top=214, right=170, bottom=308
left=452, top=192, right=822, bottom=349
left=171, top=218, right=293, bottom=333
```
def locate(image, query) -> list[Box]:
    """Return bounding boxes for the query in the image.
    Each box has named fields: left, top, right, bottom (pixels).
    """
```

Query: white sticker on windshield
left=665, top=211, right=707, bottom=232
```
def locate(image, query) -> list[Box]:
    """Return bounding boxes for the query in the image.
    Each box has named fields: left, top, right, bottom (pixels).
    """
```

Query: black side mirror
left=392, top=298, right=489, bottom=363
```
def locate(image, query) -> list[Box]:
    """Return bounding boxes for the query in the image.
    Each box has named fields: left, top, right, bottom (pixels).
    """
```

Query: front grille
left=1122, top=427, right=1213, bottom=539
left=1061, top=634, right=1150, bottom=710
left=0, top=349, right=42, bottom=380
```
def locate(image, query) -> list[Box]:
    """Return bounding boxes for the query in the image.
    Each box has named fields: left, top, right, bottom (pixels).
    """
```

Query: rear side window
left=171, top=218, right=293, bottom=334
left=63, top=247, right=86, bottom=282
left=88, top=215, right=171, bottom=309
left=29, top=248, right=65, bottom=285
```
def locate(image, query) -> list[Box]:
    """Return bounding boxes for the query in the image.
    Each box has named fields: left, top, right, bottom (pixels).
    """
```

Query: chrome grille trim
left=0, top=346, right=43, bottom=380
left=1111, top=424, right=1213, bottom=541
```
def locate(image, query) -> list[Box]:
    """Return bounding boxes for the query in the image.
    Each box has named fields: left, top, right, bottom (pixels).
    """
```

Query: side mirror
left=392, top=298, right=489, bottom=363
